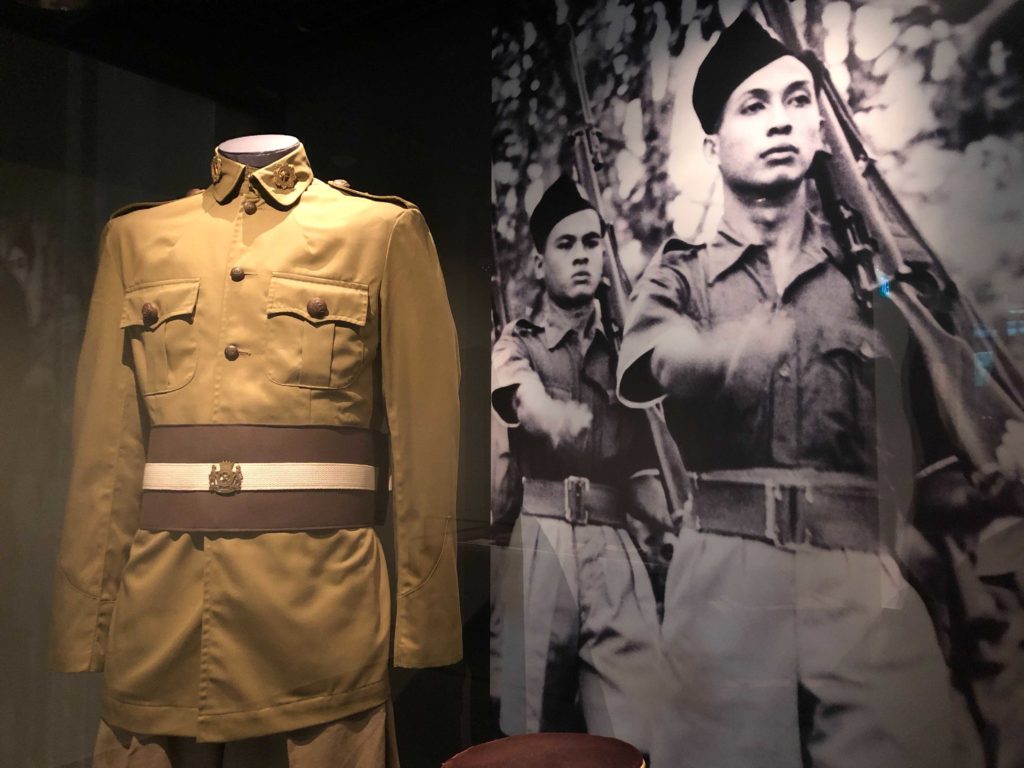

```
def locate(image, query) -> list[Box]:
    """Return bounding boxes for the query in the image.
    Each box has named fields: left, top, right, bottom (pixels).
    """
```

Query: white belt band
left=143, top=462, right=377, bottom=492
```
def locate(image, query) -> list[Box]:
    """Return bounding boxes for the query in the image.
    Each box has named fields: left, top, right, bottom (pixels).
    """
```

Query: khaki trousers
left=93, top=703, right=398, bottom=768
left=652, top=530, right=955, bottom=768
left=499, top=513, right=660, bottom=753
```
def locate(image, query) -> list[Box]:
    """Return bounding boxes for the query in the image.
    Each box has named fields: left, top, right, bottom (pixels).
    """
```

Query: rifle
left=491, top=173, right=510, bottom=344
left=563, top=23, right=693, bottom=523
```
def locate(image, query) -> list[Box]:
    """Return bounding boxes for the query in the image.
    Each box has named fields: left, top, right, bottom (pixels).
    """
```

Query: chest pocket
left=806, top=324, right=887, bottom=470
left=120, top=278, right=200, bottom=396
left=265, top=272, right=369, bottom=390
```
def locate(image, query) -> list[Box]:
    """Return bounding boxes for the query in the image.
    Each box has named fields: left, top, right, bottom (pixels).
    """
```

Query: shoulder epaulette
left=109, top=199, right=177, bottom=219
left=661, top=238, right=703, bottom=257
left=328, top=179, right=418, bottom=210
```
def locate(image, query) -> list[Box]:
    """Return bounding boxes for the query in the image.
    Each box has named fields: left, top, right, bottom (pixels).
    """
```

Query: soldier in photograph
left=492, top=175, right=661, bottom=753
left=616, top=13, right=955, bottom=767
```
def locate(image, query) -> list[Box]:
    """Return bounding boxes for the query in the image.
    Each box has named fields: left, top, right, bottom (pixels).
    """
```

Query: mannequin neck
left=218, top=134, right=299, bottom=168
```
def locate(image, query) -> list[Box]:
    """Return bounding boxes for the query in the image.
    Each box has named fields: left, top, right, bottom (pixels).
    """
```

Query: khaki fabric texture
left=92, top=703, right=398, bottom=768
left=50, top=142, right=462, bottom=742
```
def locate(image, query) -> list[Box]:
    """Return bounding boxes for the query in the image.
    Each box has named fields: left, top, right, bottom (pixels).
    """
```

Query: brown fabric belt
left=687, top=468, right=885, bottom=552
left=521, top=477, right=624, bottom=528
left=140, top=425, right=385, bottom=532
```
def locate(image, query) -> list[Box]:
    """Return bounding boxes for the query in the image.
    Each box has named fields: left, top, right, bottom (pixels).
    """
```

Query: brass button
left=141, top=302, right=159, bottom=326
left=307, top=297, right=328, bottom=319
left=230, top=266, right=245, bottom=282
left=243, top=200, right=258, bottom=215
left=224, top=344, right=240, bottom=361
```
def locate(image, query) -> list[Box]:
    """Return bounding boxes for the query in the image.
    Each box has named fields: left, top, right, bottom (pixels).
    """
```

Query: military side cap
left=529, top=174, right=596, bottom=251
left=692, top=11, right=796, bottom=134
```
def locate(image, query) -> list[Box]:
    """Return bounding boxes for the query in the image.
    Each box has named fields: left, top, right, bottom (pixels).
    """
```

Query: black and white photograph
left=490, top=1, right=1024, bottom=766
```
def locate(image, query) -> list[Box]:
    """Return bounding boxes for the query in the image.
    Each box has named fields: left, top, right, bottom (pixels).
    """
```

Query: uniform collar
left=706, top=210, right=834, bottom=290
left=530, top=295, right=604, bottom=351
left=209, top=142, right=314, bottom=208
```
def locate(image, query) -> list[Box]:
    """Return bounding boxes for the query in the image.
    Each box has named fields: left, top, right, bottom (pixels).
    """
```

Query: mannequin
left=51, top=133, right=462, bottom=767
left=217, top=133, right=299, bottom=168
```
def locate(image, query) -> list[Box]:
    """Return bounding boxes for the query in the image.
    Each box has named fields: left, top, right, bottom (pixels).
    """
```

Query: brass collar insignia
left=209, top=142, right=314, bottom=209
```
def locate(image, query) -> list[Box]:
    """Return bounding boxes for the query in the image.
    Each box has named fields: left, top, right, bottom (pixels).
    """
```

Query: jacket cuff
left=391, top=522, right=463, bottom=668
left=49, top=567, right=110, bottom=672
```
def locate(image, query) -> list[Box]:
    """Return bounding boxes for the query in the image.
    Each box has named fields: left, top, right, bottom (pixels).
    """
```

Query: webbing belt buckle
left=763, top=480, right=784, bottom=546
left=564, top=476, right=591, bottom=525
left=209, top=461, right=243, bottom=495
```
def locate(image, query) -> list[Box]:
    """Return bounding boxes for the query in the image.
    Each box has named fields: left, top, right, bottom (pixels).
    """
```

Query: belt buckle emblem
left=209, top=461, right=243, bottom=495
left=563, top=476, right=590, bottom=525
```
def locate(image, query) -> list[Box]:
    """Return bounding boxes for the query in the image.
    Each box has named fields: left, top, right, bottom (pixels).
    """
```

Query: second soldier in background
left=491, top=176, right=662, bottom=754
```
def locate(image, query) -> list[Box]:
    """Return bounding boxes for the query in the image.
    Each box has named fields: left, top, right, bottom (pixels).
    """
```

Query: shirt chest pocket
left=805, top=324, right=887, bottom=468
left=120, top=278, right=200, bottom=396
left=265, top=272, right=369, bottom=390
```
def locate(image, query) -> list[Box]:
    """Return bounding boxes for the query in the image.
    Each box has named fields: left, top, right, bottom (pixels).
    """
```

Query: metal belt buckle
left=564, top=475, right=590, bottom=525
left=763, top=480, right=783, bottom=545
left=209, top=461, right=243, bottom=495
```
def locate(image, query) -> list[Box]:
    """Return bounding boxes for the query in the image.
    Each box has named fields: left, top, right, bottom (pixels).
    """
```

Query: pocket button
left=307, top=297, right=328, bottom=319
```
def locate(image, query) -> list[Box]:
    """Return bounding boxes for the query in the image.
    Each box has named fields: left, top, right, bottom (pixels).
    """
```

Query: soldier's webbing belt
left=140, top=425, right=384, bottom=532
left=521, top=477, right=624, bottom=527
left=687, top=468, right=886, bottom=551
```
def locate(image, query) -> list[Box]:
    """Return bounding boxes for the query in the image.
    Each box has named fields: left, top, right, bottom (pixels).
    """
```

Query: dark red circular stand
left=443, top=733, right=646, bottom=768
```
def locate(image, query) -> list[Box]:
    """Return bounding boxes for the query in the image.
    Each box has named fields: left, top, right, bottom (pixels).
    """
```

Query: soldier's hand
left=651, top=307, right=794, bottom=399
left=721, top=305, right=794, bottom=393
left=515, top=380, right=592, bottom=447
left=552, top=400, right=593, bottom=448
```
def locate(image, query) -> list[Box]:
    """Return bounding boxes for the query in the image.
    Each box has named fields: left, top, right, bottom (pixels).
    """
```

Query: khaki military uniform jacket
left=50, top=143, right=462, bottom=742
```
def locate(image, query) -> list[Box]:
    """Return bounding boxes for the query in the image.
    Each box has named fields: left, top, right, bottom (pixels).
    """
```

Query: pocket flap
left=267, top=272, right=369, bottom=325
left=120, top=278, right=200, bottom=329
left=819, top=325, right=884, bottom=361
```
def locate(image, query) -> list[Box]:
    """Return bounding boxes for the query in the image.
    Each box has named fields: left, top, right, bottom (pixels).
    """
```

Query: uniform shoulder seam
left=109, top=199, right=178, bottom=220
left=328, top=179, right=419, bottom=210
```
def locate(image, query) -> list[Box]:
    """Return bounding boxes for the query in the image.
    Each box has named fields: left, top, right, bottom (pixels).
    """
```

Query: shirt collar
left=209, top=142, right=314, bottom=208
left=531, top=295, right=604, bottom=351
left=706, top=210, right=833, bottom=288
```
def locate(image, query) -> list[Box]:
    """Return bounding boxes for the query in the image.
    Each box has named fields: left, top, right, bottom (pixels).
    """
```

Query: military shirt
left=617, top=213, right=886, bottom=475
left=492, top=297, right=652, bottom=486
left=49, top=142, right=462, bottom=741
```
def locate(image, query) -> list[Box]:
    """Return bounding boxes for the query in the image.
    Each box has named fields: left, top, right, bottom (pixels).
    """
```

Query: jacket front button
left=307, top=297, right=328, bottom=319
left=224, top=344, right=240, bottom=361
left=230, top=266, right=245, bottom=282
left=141, top=302, right=159, bottom=326
left=243, top=200, right=258, bottom=215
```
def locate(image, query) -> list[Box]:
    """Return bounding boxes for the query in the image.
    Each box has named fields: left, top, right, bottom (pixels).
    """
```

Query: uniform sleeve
left=50, top=221, right=148, bottom=672
left=380, top=208, right=463, bottom=668
left=617, top=253, right=699, bottom=408
left=491, top=323, right=542, bottom=426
